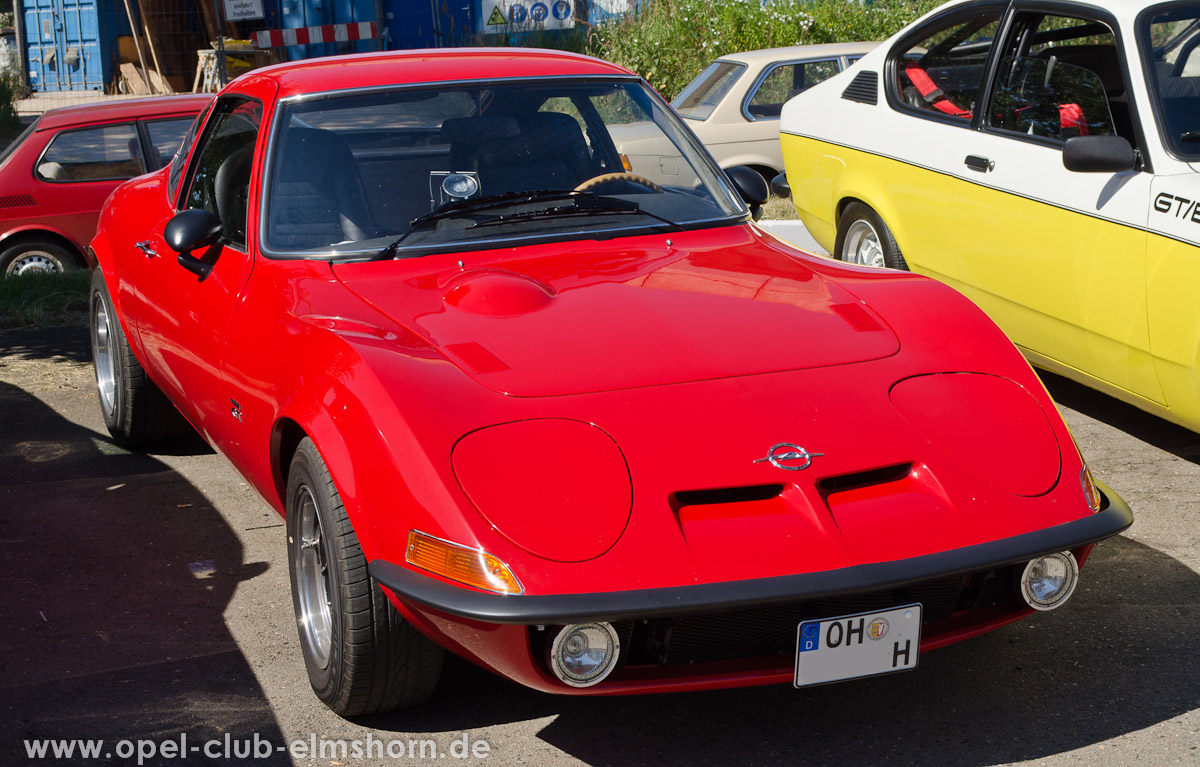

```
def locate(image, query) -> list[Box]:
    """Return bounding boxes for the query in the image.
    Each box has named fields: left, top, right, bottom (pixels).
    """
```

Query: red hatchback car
left=89, top=49, right=1131, bottom=717
left=0, top=94, right=212, bottom=276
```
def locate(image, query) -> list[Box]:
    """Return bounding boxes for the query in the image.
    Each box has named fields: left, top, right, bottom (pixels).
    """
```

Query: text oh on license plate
left=794, top=603, right=922, bottom=687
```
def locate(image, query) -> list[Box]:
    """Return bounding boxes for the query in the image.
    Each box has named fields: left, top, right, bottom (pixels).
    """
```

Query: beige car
left=672, top=42, right=877, bottom=181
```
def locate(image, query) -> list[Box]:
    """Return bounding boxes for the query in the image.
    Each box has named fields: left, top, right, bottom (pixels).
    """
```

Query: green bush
left=588, top=0, right=942, bottom=98
left=0, top=74, right=19, bottom=139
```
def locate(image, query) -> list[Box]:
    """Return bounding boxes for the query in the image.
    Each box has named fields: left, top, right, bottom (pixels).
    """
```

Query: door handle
left=135, top=241, right=158, bottom=258
left=965, top=155, right=995, bottom=173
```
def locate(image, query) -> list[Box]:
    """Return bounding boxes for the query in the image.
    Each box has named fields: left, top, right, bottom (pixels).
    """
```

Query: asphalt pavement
left=1, top=324, right=1198, bottom=767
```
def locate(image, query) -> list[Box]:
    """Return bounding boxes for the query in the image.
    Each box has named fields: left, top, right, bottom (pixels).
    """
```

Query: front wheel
left=834, top=202, right=908, bottom=270
left=287, top=438, right=443, bottom=716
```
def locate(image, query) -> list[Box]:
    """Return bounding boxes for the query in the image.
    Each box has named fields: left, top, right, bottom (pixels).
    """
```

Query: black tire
left=834, top=202, right=909, bottom=270
left=286, top=438, right=443, bottom=716
left=1, top=239, right=76, bottom=277
left=89, top=268, right=192, bottom=447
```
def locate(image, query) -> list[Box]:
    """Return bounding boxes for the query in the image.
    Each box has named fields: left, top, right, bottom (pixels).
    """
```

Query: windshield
left=263, top=77, right=744, bottom=258
left=1142, top=4, right=1200, bottom=159
left=671, top=61, right=746, bottom=120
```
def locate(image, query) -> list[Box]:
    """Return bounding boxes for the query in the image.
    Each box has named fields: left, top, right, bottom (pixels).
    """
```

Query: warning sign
left=223, top=0, right=264, bottom=22
left=480, top=0, right=573, bottom=32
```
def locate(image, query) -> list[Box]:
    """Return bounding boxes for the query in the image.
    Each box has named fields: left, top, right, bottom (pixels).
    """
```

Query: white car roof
left=717, top=42, right=878, bottom=67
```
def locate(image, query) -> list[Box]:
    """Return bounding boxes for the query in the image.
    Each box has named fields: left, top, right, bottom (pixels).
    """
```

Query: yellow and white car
left=780, top=0, right=1200, bottom=431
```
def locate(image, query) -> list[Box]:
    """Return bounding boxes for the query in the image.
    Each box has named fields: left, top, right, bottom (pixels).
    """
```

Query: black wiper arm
left=1181, top=130, right=1200, bottom=142
left=370, top=189, right=591, bottom=261
left=410, top=189, right=589, bottom=230
left=469, top=196, right=684, bottom=230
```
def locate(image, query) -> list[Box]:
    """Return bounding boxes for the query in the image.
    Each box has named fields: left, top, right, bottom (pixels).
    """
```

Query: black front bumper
left=369, top=482, right=1132, bottom=626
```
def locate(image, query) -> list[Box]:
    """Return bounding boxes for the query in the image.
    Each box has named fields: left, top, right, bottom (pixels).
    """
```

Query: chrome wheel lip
left=7, top=251, right=62, bottom=276
left=91, top=292, right=117, bottom=417
left=843, top=219, right=886, bottom=268
left=296, top=486, right=334, bottom=669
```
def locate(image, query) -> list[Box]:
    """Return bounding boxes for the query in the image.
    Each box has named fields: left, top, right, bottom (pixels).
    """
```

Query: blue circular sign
left=531, top=2, right=549, bottom=21
left=551, top=0, right=571, bottom=20
left=508, top=3, right=527, bottom=23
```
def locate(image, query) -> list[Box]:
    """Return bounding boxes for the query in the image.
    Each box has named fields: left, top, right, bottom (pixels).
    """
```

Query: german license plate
left=794, top=603, right=922, bottom=687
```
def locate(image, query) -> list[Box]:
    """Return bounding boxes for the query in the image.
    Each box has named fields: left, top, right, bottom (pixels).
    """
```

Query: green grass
left=762, top=196, right=800, bottom=220
left=588, top=0, right=942, bottom=99
left=0, top=270, right=91, bottom=329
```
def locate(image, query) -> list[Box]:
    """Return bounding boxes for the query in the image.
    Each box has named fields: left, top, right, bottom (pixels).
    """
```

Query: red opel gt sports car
left=89, top=49, right=1131, bottom=716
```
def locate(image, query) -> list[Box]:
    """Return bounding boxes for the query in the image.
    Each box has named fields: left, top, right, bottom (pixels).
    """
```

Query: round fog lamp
left=1021, top=551, right=1079, bottom=611
left=550, top=622, right=620, bottom=687
left=443, top=173, right=480, bottom=199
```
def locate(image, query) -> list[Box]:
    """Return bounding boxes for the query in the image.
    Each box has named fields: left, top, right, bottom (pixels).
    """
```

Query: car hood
left=334, top=225, right=899, bottom=396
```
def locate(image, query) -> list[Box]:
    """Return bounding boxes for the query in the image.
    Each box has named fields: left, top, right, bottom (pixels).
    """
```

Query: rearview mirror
left=164, top=209, right=222, bottom=280
left=770, top=172, right=791, bottom=200
left=1063, top=135, right=1138, bottom=173
left=725, top=166, right=769, bottom=221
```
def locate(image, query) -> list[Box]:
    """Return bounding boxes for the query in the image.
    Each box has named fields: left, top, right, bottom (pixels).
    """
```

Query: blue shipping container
left=22, top=0, right=124, bottom=92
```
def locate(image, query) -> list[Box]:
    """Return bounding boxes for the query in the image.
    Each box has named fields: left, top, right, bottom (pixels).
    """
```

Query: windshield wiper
left=1181, top=130, right=1200, bottom=142
left=370, top=189, right=594, bottom=261
left=468, top=196, right=683, bottom=230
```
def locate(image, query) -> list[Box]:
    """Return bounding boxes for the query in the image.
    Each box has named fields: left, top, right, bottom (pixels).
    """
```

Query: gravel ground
left=1, top=323, right=1198, bottom=767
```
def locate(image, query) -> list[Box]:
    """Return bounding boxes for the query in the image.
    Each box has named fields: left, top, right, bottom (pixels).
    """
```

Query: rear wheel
left=287, top=438, right=443, bottom=716
left=835, top=202, right=908, bottom=270
left=1, top=239, right=75, bottom=277
left=89, top=269, right=191, bottom=446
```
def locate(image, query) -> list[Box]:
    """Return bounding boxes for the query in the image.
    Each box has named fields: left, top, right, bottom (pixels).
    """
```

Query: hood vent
left=842, top=71, right=878, bottom=105
left=670, top=484, right=784, bottom=513
left=0, top=194, right=36, bottom=209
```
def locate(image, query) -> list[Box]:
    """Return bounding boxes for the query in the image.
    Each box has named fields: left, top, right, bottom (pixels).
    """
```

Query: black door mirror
left=770, top=172, right=791, bottom=200
left=725, top=166, right=770, bottom=221
left=163, top=209, right=222, bottom=279
left=1063, top=135, right=1138, bottom=173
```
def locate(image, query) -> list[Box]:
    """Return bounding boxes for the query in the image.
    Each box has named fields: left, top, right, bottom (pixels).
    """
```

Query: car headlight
left=549, top=622, right=621, bottom=687
left=1020, top=551, right=1079, bottom=611
left=890, top=373, right=1061, bottom=497
left=452, top=419, right=632, bottom=562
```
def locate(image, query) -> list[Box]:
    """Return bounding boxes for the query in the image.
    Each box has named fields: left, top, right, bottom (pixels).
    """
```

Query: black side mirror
left=164, top=209, right=222, bottom=279
left=725, top=166, right=770, bottom=221
left=770, top=172, right=791, bottom=200
left=1063, top=135, right=1138, bottom=173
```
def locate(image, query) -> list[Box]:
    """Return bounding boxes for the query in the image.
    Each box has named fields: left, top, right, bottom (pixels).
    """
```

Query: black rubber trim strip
left=369, top=481, right=1132, bottom=626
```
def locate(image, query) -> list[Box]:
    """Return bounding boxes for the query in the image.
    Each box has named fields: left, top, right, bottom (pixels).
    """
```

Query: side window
left=143, top=117, right=195, bottom=172
left=986, top=14, right=1121, bottom=143
left=36, top=123, right=142, bottom=182
left=168, top=104, right=212, bottom=203
left=895, top=14, right=1002, bottom=121
left=183, top=98, right=261, bottom=247
left=746, top=59, right=840, bottom=119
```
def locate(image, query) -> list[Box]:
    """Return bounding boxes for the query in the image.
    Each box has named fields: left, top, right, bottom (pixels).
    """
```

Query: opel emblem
left=753, top=442, right=824, bottom=471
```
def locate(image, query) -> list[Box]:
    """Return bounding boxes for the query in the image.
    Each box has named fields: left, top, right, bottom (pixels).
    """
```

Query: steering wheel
left=574, top=172, right=662, bottom=193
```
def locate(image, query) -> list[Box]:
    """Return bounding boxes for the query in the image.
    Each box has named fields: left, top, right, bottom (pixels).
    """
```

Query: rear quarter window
left=36, top=123, right=142, bottom=182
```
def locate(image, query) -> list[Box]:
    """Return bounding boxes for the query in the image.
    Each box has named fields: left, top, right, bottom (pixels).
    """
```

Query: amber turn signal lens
left=1081, top=466, right=1102, bottom=512
left=405, top=530, right=523, bottom=595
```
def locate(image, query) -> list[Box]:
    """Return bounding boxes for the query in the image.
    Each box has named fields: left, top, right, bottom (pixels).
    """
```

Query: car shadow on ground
left=1038, top=369, right=1200, bottom=462
left=362, top=535, right=1198, bottom=766
left=0, top=324, right=92, bottom=365
left=0, top=380, right=284, bottom=766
